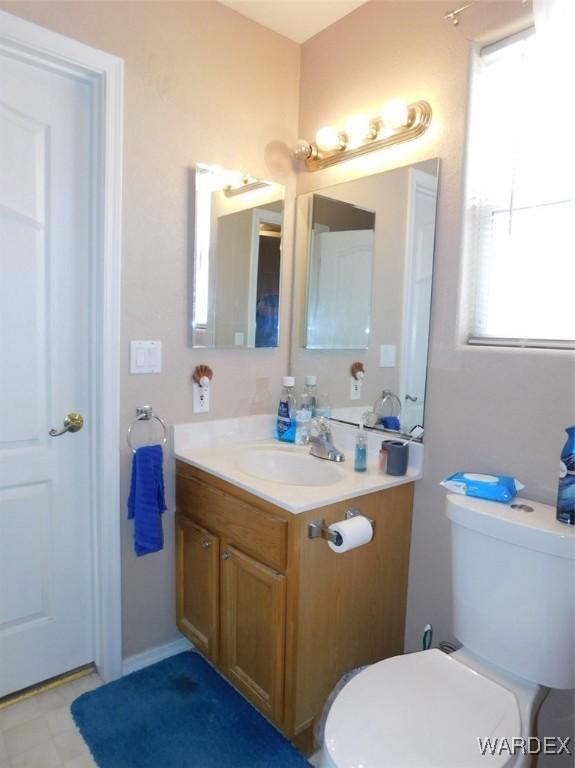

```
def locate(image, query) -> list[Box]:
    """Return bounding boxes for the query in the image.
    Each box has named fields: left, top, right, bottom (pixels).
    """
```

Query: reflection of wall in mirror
left=214, top=208, right=252, bottom=346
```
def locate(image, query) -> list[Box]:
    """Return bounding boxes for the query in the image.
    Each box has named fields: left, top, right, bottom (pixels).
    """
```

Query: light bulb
left=380, top=100, right=409, bottom=130
left=344, top=114, right=373, bottom=148
left=315, top=125, right=345, bottom=152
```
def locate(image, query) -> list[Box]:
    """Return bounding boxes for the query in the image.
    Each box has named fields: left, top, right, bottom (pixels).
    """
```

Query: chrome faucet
left=309, top=417, right=345, bottom=462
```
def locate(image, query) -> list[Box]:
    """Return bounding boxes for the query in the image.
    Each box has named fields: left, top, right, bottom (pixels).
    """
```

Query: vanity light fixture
left=444, top=0, right=527, bottom=27
left=444, top=1, right=477, bottom=26
left=295, top=100, right=432, bottom=171
left=223, top=174, right=272, bottom=197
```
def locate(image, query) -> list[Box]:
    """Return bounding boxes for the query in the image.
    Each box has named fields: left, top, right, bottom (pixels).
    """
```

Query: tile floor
left=0, top=673, right=100, bottom=768
left=0, top=671, right=321, bottom=768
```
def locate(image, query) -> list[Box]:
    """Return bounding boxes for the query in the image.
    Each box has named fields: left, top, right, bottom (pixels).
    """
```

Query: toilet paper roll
left=328, top=515, right=373, bottom=553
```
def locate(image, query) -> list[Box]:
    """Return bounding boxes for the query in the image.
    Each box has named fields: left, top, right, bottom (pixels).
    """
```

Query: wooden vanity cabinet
left=176, top=460, right=414, bottom=752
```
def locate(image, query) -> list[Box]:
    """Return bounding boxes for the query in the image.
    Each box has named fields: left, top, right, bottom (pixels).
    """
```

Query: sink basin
left=236, top=449, right=344, bottom=487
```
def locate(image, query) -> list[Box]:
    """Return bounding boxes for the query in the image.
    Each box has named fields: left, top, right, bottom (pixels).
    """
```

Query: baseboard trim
left=122, top=637, right=193, bottom=676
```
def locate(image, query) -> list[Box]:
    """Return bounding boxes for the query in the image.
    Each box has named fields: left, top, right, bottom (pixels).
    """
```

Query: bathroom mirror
left=290, top=158, right=439, bottom=436
left=190, top=165, right=284, bottom=348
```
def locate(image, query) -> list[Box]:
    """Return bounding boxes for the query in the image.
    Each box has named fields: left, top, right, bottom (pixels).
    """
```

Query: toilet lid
left=323, top=650, right=520, bottom=768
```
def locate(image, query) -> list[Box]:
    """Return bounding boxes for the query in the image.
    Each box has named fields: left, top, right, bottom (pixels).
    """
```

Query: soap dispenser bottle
left=557, top=425, right=575, bottom=525
left=277, top=376, right=296, bottom=443
left=354, top=421, right=368, bottom=472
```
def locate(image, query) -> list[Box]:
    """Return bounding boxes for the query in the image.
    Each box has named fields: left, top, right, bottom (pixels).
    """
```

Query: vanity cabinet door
left=176, top=516, right=219, bottom=662
left=220, top=543, right=286, bottom=724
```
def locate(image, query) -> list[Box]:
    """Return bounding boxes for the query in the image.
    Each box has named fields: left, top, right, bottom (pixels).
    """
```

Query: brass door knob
left=49, top=412, right=84, bottom=437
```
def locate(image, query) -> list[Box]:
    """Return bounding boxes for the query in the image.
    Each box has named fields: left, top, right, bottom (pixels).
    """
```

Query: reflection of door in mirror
left=306, top=195, right=375, bottom=349
left=400, top=169, right=438, bottom=431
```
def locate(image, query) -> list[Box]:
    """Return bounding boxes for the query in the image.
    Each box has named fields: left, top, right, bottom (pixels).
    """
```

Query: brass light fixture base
left=298, top=100, right=432, bottom=172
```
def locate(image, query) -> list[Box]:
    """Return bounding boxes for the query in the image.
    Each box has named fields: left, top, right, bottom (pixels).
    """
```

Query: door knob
left=49, top=412, right=84, bottom=437
left=221, top=551, right=230, bottom=561
left=200, top=539, right=211, bottom=550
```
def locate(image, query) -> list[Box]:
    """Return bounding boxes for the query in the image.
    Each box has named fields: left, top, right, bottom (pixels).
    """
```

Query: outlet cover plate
left=130, top=341, right=162, bottom=374
left=350, top=377, right=362, bottom=400
left=193, top=382, right=210, bottom=413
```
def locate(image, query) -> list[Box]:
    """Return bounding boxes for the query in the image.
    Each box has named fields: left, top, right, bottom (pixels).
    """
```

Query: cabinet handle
left=221, top=551, right=230, bottom=561
left=200, top=538, right=211, bottom=549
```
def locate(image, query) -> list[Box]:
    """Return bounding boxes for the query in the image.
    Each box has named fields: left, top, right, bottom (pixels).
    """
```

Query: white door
left=0, top=47, right=94, bottom=696
left=400, top=169, right=438, bottom=432
left=307, top=229, right=374, bottom=349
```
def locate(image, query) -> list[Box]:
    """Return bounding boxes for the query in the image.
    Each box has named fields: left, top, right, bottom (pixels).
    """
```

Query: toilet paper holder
left=307, top=508, right=375, bottom=545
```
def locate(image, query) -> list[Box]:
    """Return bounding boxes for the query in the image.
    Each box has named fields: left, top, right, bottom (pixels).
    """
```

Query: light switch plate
left=130, top=341, right=162, bottom=374
left=350, top=377, right=362, bottom=400
left=193, top=382, right=210, bottom=414
left=379, top=344, right=396, bottom=368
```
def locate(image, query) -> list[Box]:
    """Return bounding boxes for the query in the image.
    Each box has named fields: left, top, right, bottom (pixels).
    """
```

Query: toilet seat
left=321, top=650, right=521, bottom=768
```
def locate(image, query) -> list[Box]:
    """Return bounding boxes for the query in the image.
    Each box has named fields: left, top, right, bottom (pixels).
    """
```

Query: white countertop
left=173, top=415, right=423, bottom=514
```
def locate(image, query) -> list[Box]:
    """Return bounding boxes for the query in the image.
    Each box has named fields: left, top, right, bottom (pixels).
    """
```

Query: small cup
left=380, top=440, right=409, bottom=476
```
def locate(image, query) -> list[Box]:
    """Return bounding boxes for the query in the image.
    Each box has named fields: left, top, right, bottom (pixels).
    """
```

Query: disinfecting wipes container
left=441, top=472, right=524, bottom=503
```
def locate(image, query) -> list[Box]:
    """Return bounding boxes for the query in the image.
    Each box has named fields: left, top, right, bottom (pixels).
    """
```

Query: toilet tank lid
left=446, top=493, right=575, bottom=559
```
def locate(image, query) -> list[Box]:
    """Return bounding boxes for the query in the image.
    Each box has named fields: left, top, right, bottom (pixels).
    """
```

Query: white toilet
left=320, top=493, right=575, bottom=768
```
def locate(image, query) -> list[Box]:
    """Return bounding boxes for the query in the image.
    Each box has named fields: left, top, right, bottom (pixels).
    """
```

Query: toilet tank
left=446, top=493, right=575, bottom=689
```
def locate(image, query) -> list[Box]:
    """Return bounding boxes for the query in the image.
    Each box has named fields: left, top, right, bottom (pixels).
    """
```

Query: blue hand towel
left=128, top=445, right=167, bottom=556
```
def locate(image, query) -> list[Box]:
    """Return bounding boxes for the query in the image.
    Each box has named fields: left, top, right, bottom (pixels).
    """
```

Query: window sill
left=467, top=336, right=575, bottom=351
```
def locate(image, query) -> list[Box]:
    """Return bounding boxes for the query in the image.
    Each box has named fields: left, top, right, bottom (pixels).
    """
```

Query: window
left=465, top=28, right=574, bottom=349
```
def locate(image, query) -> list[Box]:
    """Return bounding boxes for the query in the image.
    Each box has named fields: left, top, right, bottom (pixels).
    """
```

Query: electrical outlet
left=350, top=377, right=362, bottom=401
left=193, top=382, right=210, bottom=413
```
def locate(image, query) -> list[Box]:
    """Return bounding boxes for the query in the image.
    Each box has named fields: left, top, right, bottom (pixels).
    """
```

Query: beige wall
left=1, top=0, right=300, bottom=657
left=4, top=3, right=573, bottom=736
left=298, top=1, right=574, bottom=739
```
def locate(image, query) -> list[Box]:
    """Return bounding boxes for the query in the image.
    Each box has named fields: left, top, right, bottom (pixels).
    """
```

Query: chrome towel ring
left=127, top=405, right=167, bottom=453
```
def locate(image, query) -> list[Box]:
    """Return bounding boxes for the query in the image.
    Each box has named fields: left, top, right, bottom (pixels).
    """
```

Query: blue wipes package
left=440, top=472, right=524, bottom=503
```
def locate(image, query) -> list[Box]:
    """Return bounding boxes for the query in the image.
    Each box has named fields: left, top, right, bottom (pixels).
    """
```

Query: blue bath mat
left=71, top=651, right=310, bottom=768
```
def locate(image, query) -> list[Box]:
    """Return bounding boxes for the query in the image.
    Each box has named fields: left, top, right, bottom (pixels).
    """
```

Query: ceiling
left=218, top=0, right=370, bottom=44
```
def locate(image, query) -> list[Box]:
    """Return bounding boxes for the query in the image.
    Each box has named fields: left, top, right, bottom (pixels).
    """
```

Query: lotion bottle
left=354, top=420, right=368, bottom=472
